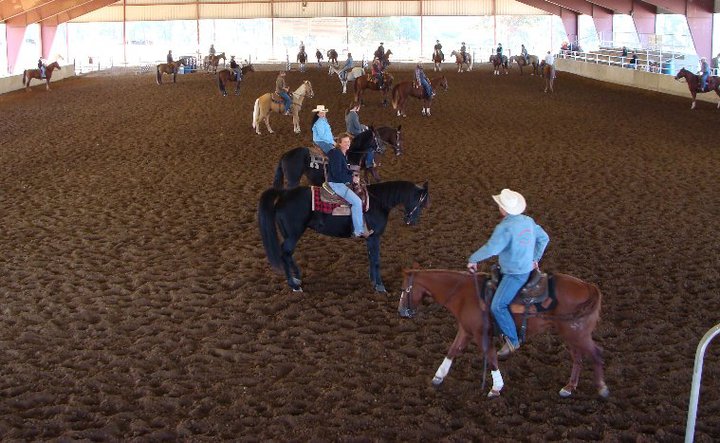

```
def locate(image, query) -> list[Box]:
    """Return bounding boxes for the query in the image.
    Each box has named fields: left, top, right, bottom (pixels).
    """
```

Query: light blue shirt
left=312, top=117, right=334, bottom=145
left=468, top=214, right=549, bottom=275
left=343, top=57, right=353, bottom=70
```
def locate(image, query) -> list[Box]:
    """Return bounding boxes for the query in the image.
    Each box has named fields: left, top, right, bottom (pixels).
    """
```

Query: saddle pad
left=312, top=186, right=347, bottom=214
left=271, top=92, right=285, bottom=104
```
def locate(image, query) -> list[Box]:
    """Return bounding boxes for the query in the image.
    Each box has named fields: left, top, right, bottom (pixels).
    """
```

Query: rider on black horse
left=229, top=56, right=242, bottom=81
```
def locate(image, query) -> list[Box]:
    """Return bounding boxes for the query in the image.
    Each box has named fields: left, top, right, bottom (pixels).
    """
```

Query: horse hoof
left=598, top=384, right=610, bottom=398
left=559, top=386, right=573, bottom=398
left=375, top=284, right=387, bottom=293
left=292, top=286, right=303, bottom=293
left=431, top=376, right=443, bottom=386
left=487, top=389, right=502, bottom=399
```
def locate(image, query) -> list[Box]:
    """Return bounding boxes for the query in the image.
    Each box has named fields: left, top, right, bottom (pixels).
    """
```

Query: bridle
left=403, top=190, right=428, bottom=225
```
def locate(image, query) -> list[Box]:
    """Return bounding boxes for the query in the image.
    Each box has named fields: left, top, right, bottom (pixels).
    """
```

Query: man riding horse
left=340, top=53, right=354, bottom=81
left=415, top=63, right=434, bottom=98
left=460, top=42, right=468, bottom=64
left=434, top=40, right=444, bottom=62
left=37, top=58, right=46, bottom=78
left=229, top=56, right=242, bottom=81
left=374, top=43, right=385, bottom=65
left=276, top=71, right=292, bottom=115
left=521, top=44, right=529, bottom=64
left=298, top=41, right=307, bottom=62
left=372, top=57, right=385, bottom=90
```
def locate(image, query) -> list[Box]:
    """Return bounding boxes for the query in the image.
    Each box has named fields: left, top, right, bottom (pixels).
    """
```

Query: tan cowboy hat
left=492, top=189, right=526, bottom=215
left=311, top=104, right=329, bottom=113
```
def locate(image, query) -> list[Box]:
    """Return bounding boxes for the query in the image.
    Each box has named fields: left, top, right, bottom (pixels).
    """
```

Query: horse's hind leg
left=559, top=347, right=583, bottom=397
left=280, top=237, right=302, bottom=291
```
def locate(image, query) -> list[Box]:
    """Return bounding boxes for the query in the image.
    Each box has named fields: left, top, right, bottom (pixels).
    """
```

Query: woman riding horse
left=22, top=61, right=61, bottom=91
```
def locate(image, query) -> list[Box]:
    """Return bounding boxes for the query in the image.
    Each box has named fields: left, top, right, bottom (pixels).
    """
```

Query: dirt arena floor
left=1, top=61, right=719, bottom=441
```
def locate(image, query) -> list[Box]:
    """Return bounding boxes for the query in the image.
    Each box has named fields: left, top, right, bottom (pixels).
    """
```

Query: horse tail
left=252, top=98, right=260, bottom=128
left=156, top=66, right=161, bottom=84
left=217, top=74, right=223, bottom=93
left=22, top=71, right=27, bottom=86
left=391, top=84, right=400, bottom=109
left=272, top=159, right=285, bottom=189
left=258, top=188, right=284, bottom=271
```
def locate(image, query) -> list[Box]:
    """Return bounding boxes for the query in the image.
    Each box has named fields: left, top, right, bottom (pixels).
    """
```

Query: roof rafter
left=39, top=0, right=118, bottom=25
left=1, top=0, right=57, bottom=22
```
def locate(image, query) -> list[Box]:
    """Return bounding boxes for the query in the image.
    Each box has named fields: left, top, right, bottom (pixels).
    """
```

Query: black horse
left=272, top=127, right=387, bottom=189
left=258, top=180, right=430, bottom=292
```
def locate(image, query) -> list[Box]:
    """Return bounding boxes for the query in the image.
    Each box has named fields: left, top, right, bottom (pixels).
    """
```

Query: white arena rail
left=685, top=323, right=720, bottom=443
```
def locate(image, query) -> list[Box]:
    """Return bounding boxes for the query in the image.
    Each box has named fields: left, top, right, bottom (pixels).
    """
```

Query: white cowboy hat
left=311, top=104, right=329, bottom=113
left=492, top=189, right=526, bottom=215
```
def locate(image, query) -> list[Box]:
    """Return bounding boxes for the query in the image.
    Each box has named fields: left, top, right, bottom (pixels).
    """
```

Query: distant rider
left=345, top=102, right=374, bottom=172
left=434, top=40, right=444, bottom=62
left=275, top=71, right=292, bottom=116
left=699, top=57, right=711, bottom=91
left=460, top=42, right=467, bottom=64
left=375, top=42, right=385, bottom=64
left=371, top=57, right=384, bottom=89
left=340, top=53, right=354, bottom=81
left=38, top=58, right=46, bottom=78
left=316, top=49, right=324, bottom=68
left=496, top=43, right=503, bottom=59
left=209, top=44, right=216, bottom=58
left=229, top=56, right=241, bottom=81
left=167, top=50, right=174, bottom=64
left=521, top=44, right=529, bottom=64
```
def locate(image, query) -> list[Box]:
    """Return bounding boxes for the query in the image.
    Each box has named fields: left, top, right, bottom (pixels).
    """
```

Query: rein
left=404, top=191, right=428, bottom=224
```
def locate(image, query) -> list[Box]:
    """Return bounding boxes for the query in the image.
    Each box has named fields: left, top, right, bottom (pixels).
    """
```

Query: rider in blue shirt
left=340, top=53, right=353, bottom=81
left=467, top=189, right=549, bottom=358
left=311, top=105, right=335, bottom=154
left=415, top=63, right=434, bottom=98
left=699, top=57, right=711, bottom=91
left=327, top=133, right=373, bottom=239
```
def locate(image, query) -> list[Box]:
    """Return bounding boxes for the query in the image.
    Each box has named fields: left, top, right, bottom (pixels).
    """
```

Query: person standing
left=467, top=189, right=549, bottom=358
left=327, top=132, right=373, bottom=239
left=544, top=50, right=555, bottom=78
left=275, top=71, right=291, bottom=115
left=311, top=104, right=335, bottom=154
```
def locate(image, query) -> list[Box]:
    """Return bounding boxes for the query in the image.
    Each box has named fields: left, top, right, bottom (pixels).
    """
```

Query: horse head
left=298, top=80, right=314, bottom=98
left=47, top=61, right=61, bottom=71
left=403, top=181, right=429, bottom=225
left=675, top=68, right=690, bottom=81
left=243, top=63, right=255, bottom=74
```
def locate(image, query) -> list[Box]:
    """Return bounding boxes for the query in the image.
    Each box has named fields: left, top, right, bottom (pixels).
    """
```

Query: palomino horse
left=353, top=72, right=394, bottom=107
left=156, top=59, right=185, bottom=84
left=397, top=269, right=609, bottom=399
left=490, top=54, right=509, bottom=75
left=328, top=65, right=365, bottom=94
left=259, top=181, right=429, bottom=293
left=272, top=127, right=382, bottom=189
left=252, top=81, right=314, bottom=134
left=391, top=76, right=448, bottom=117
left=327, top=49, right=339, bottom=67
left=432, top=50, right=444, bottom=72
left=217, top=64, right=255, bottom=96
left=297, top=51, right=307, bottom=72
left=674, top=67, right=720, bottom=110
left=509, top=55, right=540, bottom=75
left=22, top=61, right=61, bottom=91
left=450, top=50, right=472, bottom=72
left=541, top=62, right=555, bottom=93
left=204, top=52, right=226, bottom=73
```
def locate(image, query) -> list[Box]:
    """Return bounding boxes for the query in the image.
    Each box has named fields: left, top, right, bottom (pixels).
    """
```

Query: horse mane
left=348, top=127, right=374, bottom=153
left=367, top=180, right=422, bottom=210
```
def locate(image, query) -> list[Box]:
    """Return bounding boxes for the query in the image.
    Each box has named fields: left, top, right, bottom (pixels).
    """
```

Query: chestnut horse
left=391, top=76, right=448, bottom=117
left=674, top=67, right=720, bottom=110
left=490, top=54, right=509, bottom=75
left=397, top=269, right=609, bottom=399
left=327, top=49, right=339, bottom=67
left=217, top=64, right=255, bottom=96
left=23, top=61, right=61, bottom=91
left=156, top=60, right=185, bottom=84
left=509, top=55, right=540, bottom=75
left=432, top=50, right=443, bottom=72
left=353, top=72, right=394, bottom=107
left=204, top=52, right=226, bottom=73
left=252, top=81, right=314, bottom=134
left=450, top=50, right=472, bottom=72
left=541, top=62, right=555, bottom=93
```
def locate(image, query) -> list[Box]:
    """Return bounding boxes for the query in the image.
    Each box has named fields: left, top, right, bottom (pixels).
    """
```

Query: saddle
left=311, top=182, right=369, bottom=216
left=271, top=92, right=291, bottom=106
left=483, top=265, right=557, bottom=343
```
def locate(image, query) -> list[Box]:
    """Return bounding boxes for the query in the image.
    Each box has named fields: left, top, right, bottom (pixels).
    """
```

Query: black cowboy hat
left=380, top=42, right=384, bottom=45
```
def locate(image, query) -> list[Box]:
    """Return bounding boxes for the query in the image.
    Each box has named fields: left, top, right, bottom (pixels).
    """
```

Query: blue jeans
left=700, top=72, right=709, bottom=91
left=420, top=77, right=432, bottom=98
left=279, top=90, right=291, bottom=112
left=491, top=272, right=530, bottom=347
left=365, top=151, right=375, bottom=168
left=328, top=182, right=364, bottom=236
left=316, top=141, right=334, bottom=154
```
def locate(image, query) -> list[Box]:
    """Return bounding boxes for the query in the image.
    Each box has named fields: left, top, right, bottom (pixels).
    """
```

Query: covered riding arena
left=2, top=0, right=720, bottom=440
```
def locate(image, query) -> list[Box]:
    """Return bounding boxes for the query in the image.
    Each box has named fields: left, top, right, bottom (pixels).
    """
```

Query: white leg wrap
left=491, top=369, right=504, bottom=391
left=434, top=357, right=453, bottom=380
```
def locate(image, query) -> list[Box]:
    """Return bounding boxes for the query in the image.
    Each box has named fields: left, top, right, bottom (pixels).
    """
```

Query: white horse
left=328, top=65, right=366, bottom=94
left=252, top=81, right=314, bottom=135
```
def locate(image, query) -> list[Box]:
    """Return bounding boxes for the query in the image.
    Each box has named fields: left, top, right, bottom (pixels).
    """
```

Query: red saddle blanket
left=312, top=185, right=348, bottom=215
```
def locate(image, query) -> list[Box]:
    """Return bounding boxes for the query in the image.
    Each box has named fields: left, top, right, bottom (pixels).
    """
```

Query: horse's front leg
left=234, top=80, right=241, bottom=96
left=691, top=92, right=697, bottom=110
left=432, top=329, right=470, bottom=386
left=365, top=235, right=385, bottom=293
left=293, top=112, right=300, bottom=134
left=265, top=114, right=274, bottom=134
left=559, top=347, right=583, bottom=397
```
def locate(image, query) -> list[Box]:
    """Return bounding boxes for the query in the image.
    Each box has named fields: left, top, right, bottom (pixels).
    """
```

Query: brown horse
left=541, top=62, right=555, bottom=93
left=397, top=269, right=609, bottom=399
left=22, top=61, right=61, bottom=91
left=450, top=50, right=472, bottom=72
left=252, top=81, right=314, bottom=134
left=509, top=55, right=540, bottom=75
left=391, top=76, right=448, bottom=117
left=327, top=49, right=339, bottom=67
left=296, top=51, right=307, bottom=72
left=204, top=52, right=226, bottom=73
left=156, top=60, right=185, bottom=84
left=490, top=54, right=509, bottom=75
left=432, top=50, right=444, bottom=72
left=674, top=67, right=720, bottom=110
left=217, top=64, right=255, bottom=96
left=353, top=72, right=394, bottom=107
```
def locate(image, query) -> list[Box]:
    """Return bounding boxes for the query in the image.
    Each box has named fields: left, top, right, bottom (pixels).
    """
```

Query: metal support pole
left=685, top=323, right=720, bottom=443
